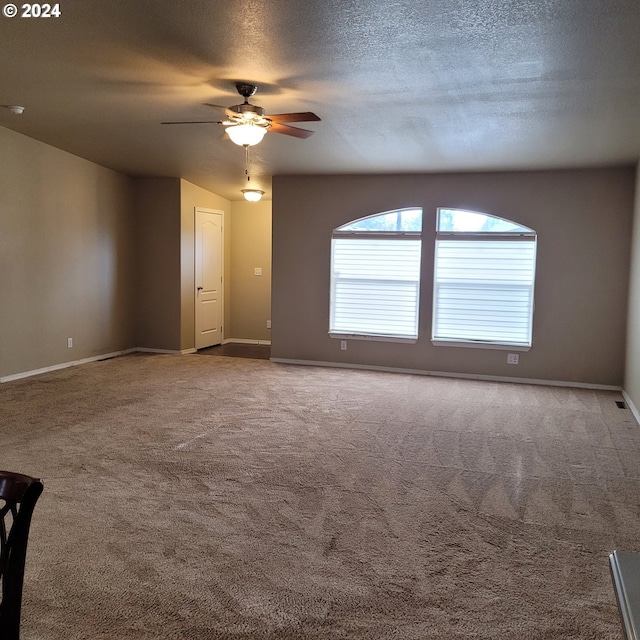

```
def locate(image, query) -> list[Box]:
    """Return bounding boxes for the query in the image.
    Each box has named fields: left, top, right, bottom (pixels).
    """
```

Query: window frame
left=329, top=209, right=423, bottom=343
left=432, top=209, right=537, bottom=351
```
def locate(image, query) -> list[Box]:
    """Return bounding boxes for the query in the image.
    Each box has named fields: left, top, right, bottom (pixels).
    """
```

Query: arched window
left=432, top=208, right=537, bottom=348
left=330, top=208, right=422, bottom=341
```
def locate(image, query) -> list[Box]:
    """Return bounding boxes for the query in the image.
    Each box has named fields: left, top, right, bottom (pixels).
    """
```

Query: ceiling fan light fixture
left=242, top=189, right=265, bottom=202
left=227, top=123, right=268, bottom=146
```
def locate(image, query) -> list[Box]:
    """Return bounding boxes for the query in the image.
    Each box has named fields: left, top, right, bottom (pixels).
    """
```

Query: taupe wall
left=229, top=200, right=272, bottom=342
left=272, top=169, right=635, bottom=386
left=180, top=180, right=231, bottom=351
left=134, top=177, right=182, bottom=351
left=625, top=162, right=640, bottom=410
left=0, top=125, right=262, bottom=378
left=135, top=178, right=232, bottom=352
left=3, top=123, right=634, bottom=388
left=0, top=127, right=136, bottom=379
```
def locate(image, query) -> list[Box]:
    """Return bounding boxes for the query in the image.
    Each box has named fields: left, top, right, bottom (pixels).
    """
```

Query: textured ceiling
left=1, top=0, right=639, bottom=200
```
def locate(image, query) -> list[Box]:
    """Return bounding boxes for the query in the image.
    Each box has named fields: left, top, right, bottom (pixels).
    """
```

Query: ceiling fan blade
left=269, top=122, right=315, bottom=139
left=204, top=103, right=239, bottom=119
left=268, top=112, right=321, bottom=124
left=161, top=120, right=222, bottom=125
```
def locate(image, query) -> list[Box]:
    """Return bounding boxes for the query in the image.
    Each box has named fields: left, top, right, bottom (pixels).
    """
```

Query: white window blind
left=331, top=236, right=421, bottom=339
left=433, top=238, right=536, bottom=346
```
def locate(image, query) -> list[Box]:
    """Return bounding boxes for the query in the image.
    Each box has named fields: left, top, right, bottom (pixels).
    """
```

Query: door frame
left=194, top=207, right=225, bottom=348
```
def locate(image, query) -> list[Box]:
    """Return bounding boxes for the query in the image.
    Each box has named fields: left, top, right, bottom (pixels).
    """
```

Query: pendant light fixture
left=242, top=189, right=265, bottom=202
left=242, top=158, right=264, bottom=202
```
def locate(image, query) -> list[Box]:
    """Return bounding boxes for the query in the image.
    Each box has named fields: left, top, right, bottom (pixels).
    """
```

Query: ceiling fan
left=162, top=82, right=321, bottom=146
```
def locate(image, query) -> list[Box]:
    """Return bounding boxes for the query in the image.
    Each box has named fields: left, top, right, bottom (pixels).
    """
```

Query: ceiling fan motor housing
left=231, top=103, right=266, bottom=118
left=236, top=82, right=258, bottom=99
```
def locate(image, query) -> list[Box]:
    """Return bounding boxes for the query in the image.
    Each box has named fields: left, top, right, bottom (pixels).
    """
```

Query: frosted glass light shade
left=227, top=123, right=268, bottom=146
left=242, top=189, right=265, bottom=202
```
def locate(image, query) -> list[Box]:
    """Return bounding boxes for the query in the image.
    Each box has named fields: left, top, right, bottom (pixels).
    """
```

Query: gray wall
left=0, top=125, right=261, bottom=379
left=272, top=169, right=636, bottom=386
left=0, top=127, right=136, bottom=379
left=134, top=177, right=182, bottom=351
left=2, top=123, right=636, bottom=391
left=135, top=178, right=233, bottom=352
left=625, top=162, right=640, bottom=411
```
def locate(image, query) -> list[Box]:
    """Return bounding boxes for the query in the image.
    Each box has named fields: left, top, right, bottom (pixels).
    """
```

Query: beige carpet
left=1, top=353, right=639, bottom=639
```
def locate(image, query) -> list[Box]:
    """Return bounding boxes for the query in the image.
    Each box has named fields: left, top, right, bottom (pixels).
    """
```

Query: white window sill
left=431, top=339, right=531, bottom=352
left=330, top=332, right=418, bottom=345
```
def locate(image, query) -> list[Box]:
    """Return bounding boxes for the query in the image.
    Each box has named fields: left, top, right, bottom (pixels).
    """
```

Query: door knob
left=197, top=286, right=203, bottom=291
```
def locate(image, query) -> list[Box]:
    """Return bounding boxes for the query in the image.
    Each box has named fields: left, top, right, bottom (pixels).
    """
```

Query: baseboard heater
left=610, top=550, right=640, bottom=639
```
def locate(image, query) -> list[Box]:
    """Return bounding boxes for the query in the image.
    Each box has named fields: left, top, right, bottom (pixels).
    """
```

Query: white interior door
left=195, top=208, right=223, bottom=349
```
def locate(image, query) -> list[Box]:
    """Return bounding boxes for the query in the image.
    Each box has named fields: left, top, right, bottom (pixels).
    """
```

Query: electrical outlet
left=266, top=320, right=271, bottom=329
left=67, top=337, right=73, bottom=348
left=340, top=340, right=347, bottom=351
left=507, top=353, right=519, bottom=365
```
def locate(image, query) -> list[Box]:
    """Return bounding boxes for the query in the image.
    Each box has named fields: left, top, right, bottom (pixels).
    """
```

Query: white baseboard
left=0, top=348, right=137, bottom=383
left=270, top=358, right=622, bottom=392
left=622, top=390, right=640, bottom=427
left=0, top=343, right=260, bottom=383
left=223, top=338, right=272, bottom=346
left=1, top=347, right=189, bottom=383
left=3, top=348, right=624, bottom=398
left=137, top=347, right=181, bottom=355
left=137, top=347, right=197, bottom=355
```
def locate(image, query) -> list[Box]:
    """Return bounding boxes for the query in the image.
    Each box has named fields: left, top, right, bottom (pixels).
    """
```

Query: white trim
left=269, top=358, right=622, bottom=391
left=223, top=338, right=272, bottom=346
left=0, top=342, right=275, bottom=383
left=333, top=231, right=422, bottom=239
left=0, top=348, right=137, bottom=383
left=329, top=333, right=417, bottom=344
left=432, top=340, right=531, bottom=352
left=0, top=347, right=198, bottom=383
left=2, top=348, right=624, bottom=396
left=622, top=390, right=640, bottom=427
left=136, top=347, right=185, bottom=355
